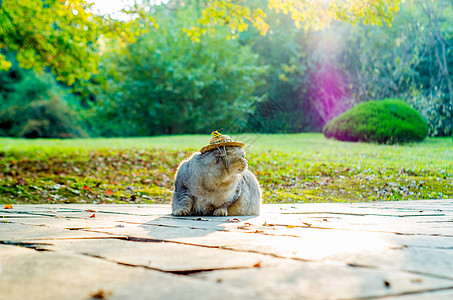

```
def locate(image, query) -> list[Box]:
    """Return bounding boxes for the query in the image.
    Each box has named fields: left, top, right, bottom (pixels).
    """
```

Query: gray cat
left=172, top=146, right=261, bottom=216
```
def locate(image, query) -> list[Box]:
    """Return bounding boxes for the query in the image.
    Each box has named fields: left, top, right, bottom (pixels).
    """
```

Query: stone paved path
left=1, top=200, right=453, bottom=300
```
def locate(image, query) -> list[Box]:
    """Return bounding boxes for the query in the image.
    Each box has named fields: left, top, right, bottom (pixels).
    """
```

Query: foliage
left=328, top=0, right=453, bottom=136
left=88, top=4, right=265, bottom=136
left=186, top=0, right=401, bottom=41
left=0, top=62, right=87, bottom=138
left=1, top=0, right=451, bottom=138
left=0, top=0, right=399, bottom=86
left=323, top=99, right=429, bottom=144
left=0, top=96, right=87, bottom=138
left=0, top=0, right=154, bottom=84
left=1, top=134, right=451, bottom=204
left=242, top=6, right=320, bottom=133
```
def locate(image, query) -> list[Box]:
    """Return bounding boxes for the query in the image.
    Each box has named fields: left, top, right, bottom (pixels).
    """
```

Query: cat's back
left=241, top=170, right=261, bottom=198
left=175, top=153, right=201, bottom=182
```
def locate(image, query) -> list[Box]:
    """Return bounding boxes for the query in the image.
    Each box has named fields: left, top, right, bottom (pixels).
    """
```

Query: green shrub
left=0, top=66, right=87, bottom=139
left=323, top=99, right=429, bottom=144
left=0, top=96, right=87, bottom=138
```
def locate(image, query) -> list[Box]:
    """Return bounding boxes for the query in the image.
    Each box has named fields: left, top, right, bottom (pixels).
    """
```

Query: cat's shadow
left=139, top=214, right=258, bottom=240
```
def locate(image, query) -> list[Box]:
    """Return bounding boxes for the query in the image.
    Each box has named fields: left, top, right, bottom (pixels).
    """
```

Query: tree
left=0, top=0, right=154, bottom=84
left=243, top=8, right=318, bottom=133
left=185, top=0, right=401, bottom=41
left=329, top=0, right=453, bottom=136
left=1, top=0, right=401, bottom=85
left=88, top=4, right=265, bottom=136
left=0, top=57, right=86, bottom=138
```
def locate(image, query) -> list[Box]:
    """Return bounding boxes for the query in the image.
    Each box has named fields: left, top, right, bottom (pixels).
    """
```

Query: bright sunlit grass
left=1, top=133, right=451, bottom=171
left=1, top=134, right=452, bottom=205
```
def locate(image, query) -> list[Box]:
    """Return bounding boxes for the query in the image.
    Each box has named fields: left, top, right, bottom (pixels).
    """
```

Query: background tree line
left=1, top=0, right=452, bottom=138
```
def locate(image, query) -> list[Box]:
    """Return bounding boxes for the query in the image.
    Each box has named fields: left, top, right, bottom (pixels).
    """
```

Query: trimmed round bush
left=323, top=99, right=428, bottom=144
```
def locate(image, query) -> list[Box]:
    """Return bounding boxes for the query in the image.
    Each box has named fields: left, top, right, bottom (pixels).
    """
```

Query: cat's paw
left=213, top=208, right=228, bottom=216
left=172, top=207, right=191, bottom=216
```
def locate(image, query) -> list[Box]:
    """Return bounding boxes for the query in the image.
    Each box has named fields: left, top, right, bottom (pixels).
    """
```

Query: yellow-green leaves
left=185, top=0, right=401, bottom=41
left=0, top=53, right=12, bottom=70
left=0, top=0, right=153, bottom=85
left=188, top=0, right=269, bottom=41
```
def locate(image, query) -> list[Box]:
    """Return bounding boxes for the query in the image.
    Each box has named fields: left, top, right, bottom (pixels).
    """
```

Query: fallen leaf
left=106, top=190, right=113, bottom=196
left=237, top=226, right=250, bottom=230
left=411, top=278, right=423, bottom=283
left=254, top=230, right=264, bottom=233
left=4, top=204, right=13, bottom=209
left=263, top=222, right=275, bottom=226
left=286, top=225, right=296, bottom=228
left=100, top=201, right=107, bottom=204
left=227, top=218, right=241, bottom=223
left=90, top=213, right=96, bottom=218
left=87, top=209, right=97, bottom=212
left=83, top=185, right=90, bottom=190
left=15, top=178, right=26, bottom=186
left=90, top=289, right=112, bottom=299
left=194, top=217, right=210, bottom=221
left=253, top=262, right=262, bottom=268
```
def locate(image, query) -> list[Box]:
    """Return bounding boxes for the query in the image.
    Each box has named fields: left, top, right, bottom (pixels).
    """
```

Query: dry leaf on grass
left=4, top=204, right=13, bottom=209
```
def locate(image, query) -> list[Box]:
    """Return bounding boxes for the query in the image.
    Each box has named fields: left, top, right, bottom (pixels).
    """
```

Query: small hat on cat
left=200, top=131, right=245, bottom=154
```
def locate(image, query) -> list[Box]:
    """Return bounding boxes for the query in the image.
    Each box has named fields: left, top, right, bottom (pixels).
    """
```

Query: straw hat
left=200, top=131, right=245, bottom=154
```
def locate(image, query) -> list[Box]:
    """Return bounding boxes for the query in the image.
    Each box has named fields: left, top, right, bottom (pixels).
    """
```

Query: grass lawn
left=1, top=133, right=452, bottom=205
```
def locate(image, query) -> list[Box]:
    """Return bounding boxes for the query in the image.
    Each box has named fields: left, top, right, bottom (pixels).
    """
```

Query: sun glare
left=87, top=0, right=169, bottom=20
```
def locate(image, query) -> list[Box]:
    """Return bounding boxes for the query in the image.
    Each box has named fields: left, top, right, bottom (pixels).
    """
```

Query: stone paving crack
left=348, top=286, right=453, bottom=300
left=347, top=263, right=453, bottom=281
left=81, top=230, right=312, bottom=262
left=79, top=252, right=264, bottom=276
left=283, top=212, right=446, bottom=217
left=0, top=240, right=53, bottom=252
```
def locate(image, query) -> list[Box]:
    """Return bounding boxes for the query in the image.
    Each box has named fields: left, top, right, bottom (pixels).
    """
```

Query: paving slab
left=0, top=245, right=259, bottom=300
left=41, top=238, right=274, bottom=272
left=0, top=222, right=114, bottom=241
left=1, top=200, right=453, bottom=299
left=192, top=261, right=453, bottom=299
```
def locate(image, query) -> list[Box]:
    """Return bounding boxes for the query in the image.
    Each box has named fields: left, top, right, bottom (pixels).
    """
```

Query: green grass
left=1, top=134, right=452, bottom=205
